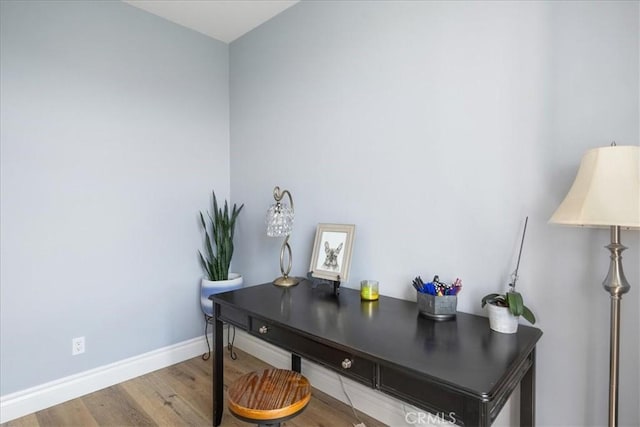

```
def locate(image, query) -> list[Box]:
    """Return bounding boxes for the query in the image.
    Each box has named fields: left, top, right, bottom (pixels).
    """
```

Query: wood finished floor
left=2, top=346, right=386, bottom=427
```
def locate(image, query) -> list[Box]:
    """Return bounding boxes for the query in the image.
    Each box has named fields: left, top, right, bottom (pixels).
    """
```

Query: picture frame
left=309, top=223, right=356, bottom=282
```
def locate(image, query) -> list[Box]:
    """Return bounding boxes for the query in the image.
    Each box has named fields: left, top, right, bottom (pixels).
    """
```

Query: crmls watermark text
left=405, top=411, right=457, bottom=425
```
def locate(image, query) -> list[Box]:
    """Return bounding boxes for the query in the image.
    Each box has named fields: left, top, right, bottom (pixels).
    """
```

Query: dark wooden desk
left=210, top=281, right=542, bottom=426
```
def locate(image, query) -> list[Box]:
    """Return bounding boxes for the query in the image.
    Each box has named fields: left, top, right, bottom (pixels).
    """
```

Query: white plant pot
left=487, top=303, right=519, bottom=334
left=200, top=273, right=243, bottom=317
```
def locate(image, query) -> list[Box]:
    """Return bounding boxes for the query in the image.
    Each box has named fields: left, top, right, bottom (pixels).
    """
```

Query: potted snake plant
left=199, top=191, right=244, bottom=317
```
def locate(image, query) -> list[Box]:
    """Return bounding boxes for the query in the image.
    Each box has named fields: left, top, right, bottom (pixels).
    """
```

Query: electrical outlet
left=72, top=336, right=85, bottom=355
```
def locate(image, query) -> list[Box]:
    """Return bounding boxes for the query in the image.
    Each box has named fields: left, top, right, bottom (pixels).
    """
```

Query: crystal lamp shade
left=266, top=202, right=294, bottom=237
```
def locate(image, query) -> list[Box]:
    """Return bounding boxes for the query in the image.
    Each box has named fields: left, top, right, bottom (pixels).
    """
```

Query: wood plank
left=154, top=359, right=213, bottom=421
left=34, top=398, right=98, bottom=427
left=81, top=385, right=155, bottom=426
left=119, top=370, right=210, bottom=426
left=1, top=413, right=39, bottom=427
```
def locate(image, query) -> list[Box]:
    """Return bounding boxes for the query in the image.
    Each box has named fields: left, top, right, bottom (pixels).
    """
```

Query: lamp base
left=273, top=276, right=300, bottom=287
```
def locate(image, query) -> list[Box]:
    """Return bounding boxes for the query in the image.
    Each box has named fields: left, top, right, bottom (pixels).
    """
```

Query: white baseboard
left=0, top=336, right=209, bottom=423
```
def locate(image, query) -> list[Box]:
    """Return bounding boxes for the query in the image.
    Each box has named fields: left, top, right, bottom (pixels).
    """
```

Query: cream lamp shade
left=549, top=145, right=640, bottom=228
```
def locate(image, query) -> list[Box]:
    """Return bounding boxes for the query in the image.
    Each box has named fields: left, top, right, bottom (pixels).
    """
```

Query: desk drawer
left=379, top=364, right=463, bottom=421
left=250, top=318, right=375, bottom=387
left=218, top=304, right=249, bottom=329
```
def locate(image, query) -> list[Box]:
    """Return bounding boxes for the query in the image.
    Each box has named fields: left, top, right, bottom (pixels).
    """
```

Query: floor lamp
left=549, top=144, right=639, bottom=427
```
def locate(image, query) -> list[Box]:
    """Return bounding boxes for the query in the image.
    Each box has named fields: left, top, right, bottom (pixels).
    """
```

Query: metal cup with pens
left=413, top=276, right=461, bottom=321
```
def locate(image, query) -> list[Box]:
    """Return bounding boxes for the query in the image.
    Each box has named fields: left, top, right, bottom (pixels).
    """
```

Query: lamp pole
left=603, top=225, right=630, bottom=427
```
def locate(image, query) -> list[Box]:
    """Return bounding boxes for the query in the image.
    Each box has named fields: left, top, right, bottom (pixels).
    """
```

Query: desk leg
left=292, top=353, right=301, bottom=373
left=212, top=302, right=223, bottom=427
left=462, top=400, right=490, bottom=427
left=520, top=348, right=536, bottom=427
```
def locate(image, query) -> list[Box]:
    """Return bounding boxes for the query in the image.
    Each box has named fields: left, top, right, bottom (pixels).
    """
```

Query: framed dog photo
left=309, top=223, right=356, bottom=282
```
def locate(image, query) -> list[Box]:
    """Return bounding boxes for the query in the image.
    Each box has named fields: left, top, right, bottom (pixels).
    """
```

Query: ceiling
left=123, top=0, right=299, bottom=43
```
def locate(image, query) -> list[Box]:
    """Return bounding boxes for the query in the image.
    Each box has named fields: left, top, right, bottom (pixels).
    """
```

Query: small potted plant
left=481, top=287, right=536, bottom=333
left=481, top=217, right=536, bottom=333
left=199, top=191, right=244, bottom=317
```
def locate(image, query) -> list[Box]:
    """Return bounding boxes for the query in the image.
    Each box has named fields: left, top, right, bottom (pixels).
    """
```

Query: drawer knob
left=341, top=358, right=352, bottom=369
left=259, top=325, right=268, bottom=334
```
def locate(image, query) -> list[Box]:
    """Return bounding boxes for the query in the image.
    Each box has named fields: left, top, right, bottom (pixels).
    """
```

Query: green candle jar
left=360, top=280, right=379, bottom=301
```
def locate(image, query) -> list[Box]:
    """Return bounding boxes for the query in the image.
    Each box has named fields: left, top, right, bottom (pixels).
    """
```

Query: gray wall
left=230, top=1, right=639, bottom=426
left=0, top=1, right=229, bottom=394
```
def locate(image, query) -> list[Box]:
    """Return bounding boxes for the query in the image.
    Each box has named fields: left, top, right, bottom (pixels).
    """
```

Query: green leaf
left=507, top=291, right=524, bottom=317
left=229, top=203, right=244, bottom=240
left=212, top=191, right=219, bottom=218
left=481, top=293, right=501, bottom=307
left=199, top=212, right=207, bottom=230
left=204, top=233, right=214, bottom=265
left=199, top=252, right=212, bottom=280
left=522, top=305, right=536, bottom=324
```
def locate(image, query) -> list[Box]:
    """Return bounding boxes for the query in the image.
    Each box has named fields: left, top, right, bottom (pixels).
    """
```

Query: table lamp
left=549, top=143, right=639, bottom=427
left=266, top=186, right=300, bottom=287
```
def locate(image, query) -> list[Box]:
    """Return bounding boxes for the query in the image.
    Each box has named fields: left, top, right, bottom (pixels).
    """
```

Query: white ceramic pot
left=487, top=303, right=519, bottom=334
left=200, top=273, right=243, bottom=317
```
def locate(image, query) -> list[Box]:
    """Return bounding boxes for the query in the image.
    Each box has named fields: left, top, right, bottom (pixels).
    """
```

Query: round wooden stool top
left=228, top=368, right=311, bottom=422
